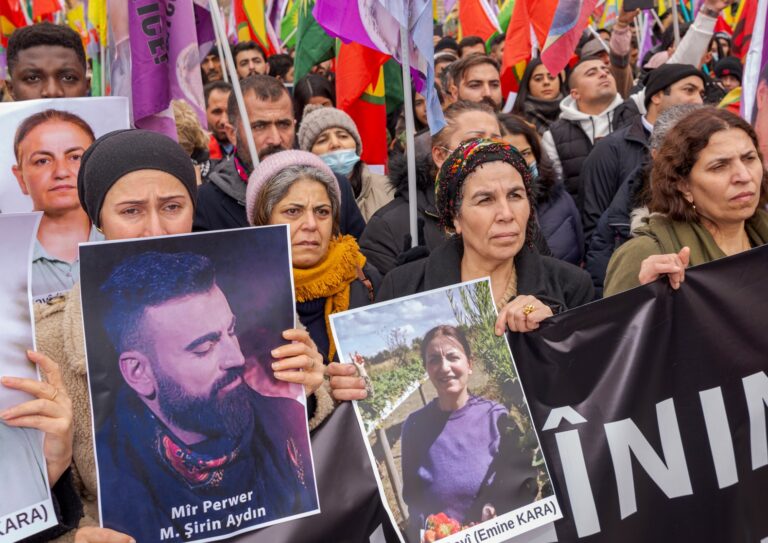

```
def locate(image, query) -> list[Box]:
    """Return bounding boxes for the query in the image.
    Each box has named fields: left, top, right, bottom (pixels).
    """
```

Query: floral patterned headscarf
left=435, top=138, right=535, bottom=244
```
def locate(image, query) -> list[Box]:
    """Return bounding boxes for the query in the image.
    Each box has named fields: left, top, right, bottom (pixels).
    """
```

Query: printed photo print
left=330, top=279, right=561, bottom=543
left=0, top=213, right=58, bottom=542
left=79, top=226, right=319, bottom=543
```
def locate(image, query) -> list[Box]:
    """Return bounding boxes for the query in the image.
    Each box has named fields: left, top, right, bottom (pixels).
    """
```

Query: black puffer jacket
left=377, top=236, right=595, bottom=312
left=581, top=115, right=650, bottom=248
left=585, top=160, right=649, bottom=297
left=358, top=154, right=446, bottom=275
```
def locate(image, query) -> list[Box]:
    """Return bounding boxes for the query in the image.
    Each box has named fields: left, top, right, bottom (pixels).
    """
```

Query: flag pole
left=209, top=0, right=260, bottom=166
left=672, top=0, right=681, bottom=46
left=211, top=3, right=229, bottom=83
left=400, top=23, right=419, bottom=249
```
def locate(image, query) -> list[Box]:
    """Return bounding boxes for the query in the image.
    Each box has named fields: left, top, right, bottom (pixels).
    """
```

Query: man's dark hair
left=435, top=36, right=459, bottom=54
left=451, top=54, right=499, bottom=88
left=7, top=22, right=86, bottom=74
left=567, top=56, right=605, bottom=89
left=101, top=252, right=216, bottom=353
left=661, top=22, right=690, bottom=52
left=489, top=33, right=505, bottom=50
left=458, top=35, right=486, bottom=56
left=268, top=53, right=293, bottom=80
left=227, top=74, right=289, bottom=125
left=204, top=80, right=232, bottom=108
left=439, top=60, right=456, bottom=93
left=232, top=40, right=266, bottom=62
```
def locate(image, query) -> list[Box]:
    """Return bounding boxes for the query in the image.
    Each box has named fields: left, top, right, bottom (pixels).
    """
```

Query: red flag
left=500, top=0, right=557, bottom=95
left=0, top=0, right=27, bottom=46
left=732, top=0, right=757, bottom=60
left=336, top=42, right=389, bottom=168
left=32, top=0, right=60, bottom=21
left=541, top=0, right=600, bottom=76
left=458, top=0, right=500, bottom=42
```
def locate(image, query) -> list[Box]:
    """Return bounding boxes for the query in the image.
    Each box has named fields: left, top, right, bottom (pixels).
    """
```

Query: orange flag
left=500, top=0, right=557, bottom=95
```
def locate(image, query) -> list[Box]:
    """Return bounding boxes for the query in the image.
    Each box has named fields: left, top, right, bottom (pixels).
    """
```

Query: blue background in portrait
left=78, top=225, right=294, bottom=430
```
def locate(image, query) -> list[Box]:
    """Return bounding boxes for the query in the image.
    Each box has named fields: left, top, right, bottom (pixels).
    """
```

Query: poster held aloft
left=80, top=226, right=319, bottom=543
left=330, top=279, right=562, bottom=543
left=0, top=212, right=59, bottom=542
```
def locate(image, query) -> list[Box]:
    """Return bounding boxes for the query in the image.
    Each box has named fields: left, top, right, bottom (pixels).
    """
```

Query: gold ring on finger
left=522, top=304, right=536, bottom=316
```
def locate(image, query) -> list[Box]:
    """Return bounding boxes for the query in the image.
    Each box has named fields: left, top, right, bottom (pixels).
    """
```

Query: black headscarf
left=77, top=129, right=197, bottom=227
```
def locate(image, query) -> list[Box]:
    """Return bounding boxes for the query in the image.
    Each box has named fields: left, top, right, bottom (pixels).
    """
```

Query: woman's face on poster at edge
left=454, top=161, right=530, bottom=266
left=268, top=177, right=334, bottom=269
left=424, top=333, right=472, bottom=402
left=13, top=120, right=94, bottom=214
left=99, top=170, right=195, bottom=240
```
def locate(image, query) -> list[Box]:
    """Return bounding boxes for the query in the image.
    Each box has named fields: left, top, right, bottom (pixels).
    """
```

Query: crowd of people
left=1, top=0, right=766, bottom=539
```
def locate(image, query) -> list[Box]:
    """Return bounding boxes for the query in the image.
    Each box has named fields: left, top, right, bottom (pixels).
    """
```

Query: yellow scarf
left=293, top=235, right=366, bottom=362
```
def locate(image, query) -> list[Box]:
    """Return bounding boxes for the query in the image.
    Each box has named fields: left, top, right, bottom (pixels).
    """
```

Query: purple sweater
left=400, top=395, right=506, bottom=533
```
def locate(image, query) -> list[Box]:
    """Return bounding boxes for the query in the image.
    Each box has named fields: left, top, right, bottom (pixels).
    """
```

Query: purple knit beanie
left=245, top=150, right=339, bottom=226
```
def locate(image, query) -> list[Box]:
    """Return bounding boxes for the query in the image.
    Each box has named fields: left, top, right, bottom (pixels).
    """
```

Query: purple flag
left=313, top=0, right=445, bottom=134
left=128, top=0, right=205, bottom=139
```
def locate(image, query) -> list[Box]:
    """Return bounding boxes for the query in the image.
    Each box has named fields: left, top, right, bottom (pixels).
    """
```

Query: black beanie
left=714, top=56, right=743, bottom=83
left=644, top=63, right=705, bottom=108
left=77, top=129, right=197, bottom=227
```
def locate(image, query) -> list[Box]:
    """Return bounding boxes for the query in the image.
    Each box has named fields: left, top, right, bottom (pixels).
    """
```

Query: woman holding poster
left=377, top=139, right=594, bottom=328
left=400, top=325, right=537, bottom=540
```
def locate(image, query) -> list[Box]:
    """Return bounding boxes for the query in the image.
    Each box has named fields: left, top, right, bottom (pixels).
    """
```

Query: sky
left=330, top=280, right=490, bottom=360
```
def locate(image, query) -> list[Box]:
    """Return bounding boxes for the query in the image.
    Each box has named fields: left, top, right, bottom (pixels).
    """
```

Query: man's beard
left=154, top=367, right=254, bottom=440
left=235, top=132, right=287, bottom=173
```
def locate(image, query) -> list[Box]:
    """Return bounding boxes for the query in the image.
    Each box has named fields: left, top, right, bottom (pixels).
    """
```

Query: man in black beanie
left=201, top=45, right=223, bottom=84
left=713, top=56, right=742, bottom=93
left=581, top=64, right=705, bottom=251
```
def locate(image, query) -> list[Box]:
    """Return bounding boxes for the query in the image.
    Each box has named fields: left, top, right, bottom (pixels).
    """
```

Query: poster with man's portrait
left=0, top=96, right=130, bottom=214
left=79, top=226, right=319, bottom=543
left=0, top=212, right=59, bottom=542
left=330, top=280, right=561, bottom=543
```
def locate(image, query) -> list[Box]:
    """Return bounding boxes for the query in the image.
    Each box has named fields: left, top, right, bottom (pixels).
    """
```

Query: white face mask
left=320, top=149, right=360, bottom=177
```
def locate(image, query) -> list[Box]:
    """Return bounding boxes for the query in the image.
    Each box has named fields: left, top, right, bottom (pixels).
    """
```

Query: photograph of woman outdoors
left=400, top=324, right=538, bottom=541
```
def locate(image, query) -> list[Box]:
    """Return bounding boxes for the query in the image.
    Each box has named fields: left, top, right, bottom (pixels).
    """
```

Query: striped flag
left=500, top=0, right=557, bottom=95
left=235, top=0, right=280, bottom=55
left=541, top=0, right=600, bottom=76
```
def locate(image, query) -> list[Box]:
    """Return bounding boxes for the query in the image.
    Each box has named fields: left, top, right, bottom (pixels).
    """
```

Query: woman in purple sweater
left=400, top=325, right=537, bottom=539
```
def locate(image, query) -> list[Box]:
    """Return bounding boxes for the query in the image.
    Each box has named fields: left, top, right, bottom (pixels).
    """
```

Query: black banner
left=510, top=245, right=768, bottom=542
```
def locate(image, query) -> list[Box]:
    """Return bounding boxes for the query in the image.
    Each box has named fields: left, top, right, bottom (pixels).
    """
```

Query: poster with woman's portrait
left=330, top=279, right=561, bottom=543
left=0, top=212, right=59, bottom=541
left=79, top=226, right=319, bottom=543
left=0, top=96, right=130, bottom=214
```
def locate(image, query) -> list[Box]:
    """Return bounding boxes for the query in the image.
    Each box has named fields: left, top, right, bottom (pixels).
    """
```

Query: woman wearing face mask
left=499, top=114, right=583, bottom=265
left=298, top=104, right=393, bottom=222
left=34, top=130, right=326, bottom=543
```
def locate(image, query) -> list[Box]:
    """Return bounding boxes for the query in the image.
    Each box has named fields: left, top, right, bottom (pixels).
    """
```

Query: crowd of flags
left=0, top=0, right=763, bottom=168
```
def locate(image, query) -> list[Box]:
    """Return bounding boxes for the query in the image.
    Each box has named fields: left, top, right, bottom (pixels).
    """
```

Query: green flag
left=280, top=0, right=299, bottom=49
left=498, top=0, right=515, bottom=33
left=383, top=58, right=403, bottom=118
left=294, top=0, right=334, bottom=81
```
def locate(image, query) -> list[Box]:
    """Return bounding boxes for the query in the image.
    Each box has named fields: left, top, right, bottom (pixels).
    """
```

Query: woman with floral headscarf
left=377, top=138, right=594, bottom=332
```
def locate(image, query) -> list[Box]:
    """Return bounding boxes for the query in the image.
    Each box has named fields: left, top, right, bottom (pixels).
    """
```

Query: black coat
left=194, top=156, right=366, bottom=239
left=536, top=182, right=584, bottom=265
left=581, top=114, right=650, bottom=248
left=358, top=154, right=447, bottom=275
left=585, top=161, right=648, bottom=297
left=377, top=237, right=595, bottom=313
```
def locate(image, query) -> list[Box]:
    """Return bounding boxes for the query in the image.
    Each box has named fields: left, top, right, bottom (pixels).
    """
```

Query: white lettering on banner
left=743, top=372, right=768, bottom=469
left=543, top=370, right=768, bottom=537
left=605, top=398, right=693, bottom=519
left=699, top=387, right=738, bottom=489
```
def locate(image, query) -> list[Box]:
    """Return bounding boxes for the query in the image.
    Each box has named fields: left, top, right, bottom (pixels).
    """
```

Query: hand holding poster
left=330, top=279, right=561, bottom=543
left=79, top=226, right=319, bottom=543
left=0, top=212, right=59, bottom=542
